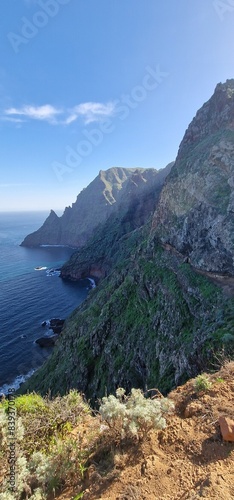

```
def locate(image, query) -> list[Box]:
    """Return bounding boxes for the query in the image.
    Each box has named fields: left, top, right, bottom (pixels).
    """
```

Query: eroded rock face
left=21, top=166, right=171, bottom=248
left=152, top=80, right=234, bottom=275
left=60, top=164, right=173, bottom=280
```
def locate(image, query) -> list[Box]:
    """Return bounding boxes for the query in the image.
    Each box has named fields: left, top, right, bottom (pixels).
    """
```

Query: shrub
left=11, top=390, right=90, bottom=455
left=216, top=377, right=224, bottom=383
left=14, top=393, right=46, bottom=414
left=0, top=391, right=94, bottom=499
left=28, top=439, right=87, bottom=494
left=99, top=388, right=174, bottom=440
left=194, top=374, right=212, bottom=393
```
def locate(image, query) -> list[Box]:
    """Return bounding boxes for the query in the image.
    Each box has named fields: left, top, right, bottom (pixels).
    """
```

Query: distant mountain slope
left=21, top=166, right=171, bottom=248
left=152, top=79, right=234, bottom=275
left=60, top=163, right=173, bottom=280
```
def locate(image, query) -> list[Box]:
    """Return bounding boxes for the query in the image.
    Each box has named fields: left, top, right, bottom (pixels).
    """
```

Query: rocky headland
left=21, top=166, right=172, bottom=248
left=21, top=80, right=234, bottom=402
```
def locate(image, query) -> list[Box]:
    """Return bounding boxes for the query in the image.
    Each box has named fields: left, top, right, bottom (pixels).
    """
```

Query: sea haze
left=0, top=212, right=90, bottom=393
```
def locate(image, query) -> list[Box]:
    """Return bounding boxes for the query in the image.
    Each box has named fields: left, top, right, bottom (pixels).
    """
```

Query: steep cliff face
left=152, top=80, right=234, bottom=275
left=21, top=166, right=166, bottom=248
left=20, top=210, right=62, bottom=247
left=20, top=80, right=234, bottom=400
left=22, top=242, right=234, bottom=399
left=60, top=164, right=173, bottom=280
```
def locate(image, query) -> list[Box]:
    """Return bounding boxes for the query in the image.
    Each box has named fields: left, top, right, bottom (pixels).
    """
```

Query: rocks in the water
left=49, top=318, right=65, bottom=327
left=36, top=319, right=65, bottom=347
left=41, top=318, right=65, bottom=333
left=49, top=319, right=65, bottom=334
left=35, top=336, right=58, bottom=347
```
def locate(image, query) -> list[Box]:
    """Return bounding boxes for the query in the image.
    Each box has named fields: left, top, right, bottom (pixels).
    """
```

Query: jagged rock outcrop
left=21, top=209, right=62, bottom=247
left=21, top=166, right=170, bottom=248
left=152, top=80, right=234, bottom=275
left=60, top=163, right=173, bottom=280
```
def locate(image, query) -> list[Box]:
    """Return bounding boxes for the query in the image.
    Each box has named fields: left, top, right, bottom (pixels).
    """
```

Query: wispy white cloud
left=71, top=102, right=116, bottom=124
left=2, top=116, right=25, bottom=123
left=5, top=104, right=61, bottom=124
left=3, top=101, right=116, bottom=126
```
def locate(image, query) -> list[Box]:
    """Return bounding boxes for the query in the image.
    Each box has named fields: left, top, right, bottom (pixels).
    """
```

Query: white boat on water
left=34, top=266, right=48, bottom=271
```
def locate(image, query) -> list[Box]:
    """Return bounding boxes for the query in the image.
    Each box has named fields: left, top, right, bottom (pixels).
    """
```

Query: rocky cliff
left=21, top=80, right=234, bottom=401
left=60, top=163, right=173, bottom=280
left=152, top=80, right=234, bottom=275
left=21, top=166, right=169, bottom=248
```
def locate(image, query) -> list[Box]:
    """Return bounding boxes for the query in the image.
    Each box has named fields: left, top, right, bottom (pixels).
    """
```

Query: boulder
left=35, top=336, right=58, bottom=348
left=49, top=318, right=65, bottom=334
left=49, top=318, right=65, bottom=327
left=219, top=416, right=234, bottom=442
left=50, top=326, right=63, bottom=334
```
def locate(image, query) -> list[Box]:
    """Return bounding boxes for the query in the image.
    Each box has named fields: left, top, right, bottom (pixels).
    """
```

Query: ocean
left=0, top=211, right=91, bottom=394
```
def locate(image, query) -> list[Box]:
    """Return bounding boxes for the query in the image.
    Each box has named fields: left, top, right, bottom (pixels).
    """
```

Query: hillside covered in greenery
left=20, top=80, right=234, bottom=400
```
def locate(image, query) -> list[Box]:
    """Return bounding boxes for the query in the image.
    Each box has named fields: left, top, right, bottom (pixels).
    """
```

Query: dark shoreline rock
left=41, top=318, right=65, bottom=334
left=35, top=335, right=58, bottom=348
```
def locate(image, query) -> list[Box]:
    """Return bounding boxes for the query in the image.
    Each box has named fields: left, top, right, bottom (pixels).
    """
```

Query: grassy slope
left=22, top=236, right=234, bottom=400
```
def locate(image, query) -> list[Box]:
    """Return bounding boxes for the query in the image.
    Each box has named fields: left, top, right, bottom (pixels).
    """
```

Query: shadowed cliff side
left=151, top=80, right=234, bottom=275
left=60, top=164, right=173, bottom=280
left=21, top=166, right=168, bottom=248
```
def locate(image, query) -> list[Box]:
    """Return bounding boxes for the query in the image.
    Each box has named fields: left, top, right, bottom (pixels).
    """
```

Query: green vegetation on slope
left=0, top=388, right=173, bottom=499
left=22, top=243, right=234, bottom=400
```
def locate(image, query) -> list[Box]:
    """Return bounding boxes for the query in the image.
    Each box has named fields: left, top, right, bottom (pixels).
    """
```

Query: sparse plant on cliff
left=12, top=390, right=90, bottom=454
left=0, top=391, right=95, bottom=499
left=99, top=388, right=174, bottom=441
left=194, top=374, right=212, bottom=393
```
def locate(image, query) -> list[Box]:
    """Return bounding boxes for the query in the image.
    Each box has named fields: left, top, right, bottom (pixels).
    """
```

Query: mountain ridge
left=151, top=79, right=234, bottom=275
left=21, top=166, right=171, bottom=248
left=20, top=79, right=234, bottom=401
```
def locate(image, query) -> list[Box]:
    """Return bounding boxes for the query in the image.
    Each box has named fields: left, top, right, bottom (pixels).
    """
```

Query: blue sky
left=0, top=0, right=234, bottom=212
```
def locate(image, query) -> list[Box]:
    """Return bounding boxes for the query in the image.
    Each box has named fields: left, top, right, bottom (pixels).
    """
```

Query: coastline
left=0, top=369, right=36, bottom=395
left=0, top=275, right=96, bottom=396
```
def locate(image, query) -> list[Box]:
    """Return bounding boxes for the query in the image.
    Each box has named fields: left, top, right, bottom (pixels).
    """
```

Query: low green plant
left=14, top=393, right=47, bottom=414
left=99, top=387, right=174, bottom=441
left=194, top=374, right=212, bottom=393
left=0, top=391, right=95, bottom=499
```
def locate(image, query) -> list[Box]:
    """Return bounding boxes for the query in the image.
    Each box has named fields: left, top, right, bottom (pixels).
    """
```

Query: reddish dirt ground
left=58, top=362, right=234, bottom=500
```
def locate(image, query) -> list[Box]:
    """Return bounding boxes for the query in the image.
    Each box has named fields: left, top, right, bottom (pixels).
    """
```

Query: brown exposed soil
left=57, top=362, right=234, bottom=500
left=196, top=270, right=234, bottom=298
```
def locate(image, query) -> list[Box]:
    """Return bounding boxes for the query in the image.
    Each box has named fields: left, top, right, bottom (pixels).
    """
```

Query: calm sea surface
left=0, top=211, right=90, bottom=393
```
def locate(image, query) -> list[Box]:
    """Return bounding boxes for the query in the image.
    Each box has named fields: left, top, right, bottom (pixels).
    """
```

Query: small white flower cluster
left=0, top=409, right=8, bottom=447
left=28, top=452, right=52, bottom=485
left=0, top=453, right=46, bottom=500
left=0, top=410, right=46, bottom=500
left=99, top=388, right=174, bottom=439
